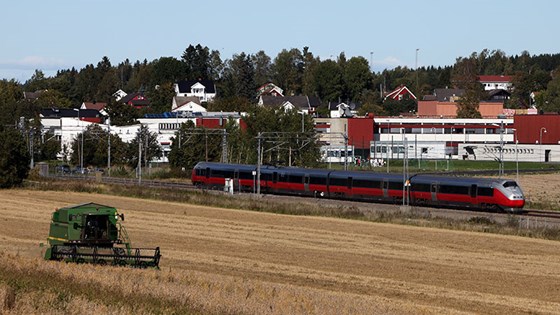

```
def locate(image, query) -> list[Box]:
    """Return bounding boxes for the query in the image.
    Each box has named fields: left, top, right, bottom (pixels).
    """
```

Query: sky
left=1, top=0, right=558, bottom=82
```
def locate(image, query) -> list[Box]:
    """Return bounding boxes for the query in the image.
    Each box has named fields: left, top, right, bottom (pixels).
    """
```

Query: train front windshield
left=502, top=181, right=523, bottom=194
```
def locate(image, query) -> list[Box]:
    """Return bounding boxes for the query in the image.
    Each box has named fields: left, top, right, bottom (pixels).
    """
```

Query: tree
left=252, top=50, right=272, bottom=87
left=24, top=70, right=48, bottom=92
left=70, top=124, right=127, bottom=167
left=0, top=126, right=30, bottom=187
left=147, top=82, right=176, bottom=113
left=272, top=48, right=304, bottom=95
left=168, top=121, right=223, bottom=172
left=540, top=67, right=560, bottom=112
left=221, top=53, right=256, bottom=99
left=151, top=57, right=184, bottom=86
left=181, top=44, right=211, bottom=79
left=127, top=125, right=163, bottom=168
left=343, top=57, right=373, bottom=102
left=313, top=60, right=343, bottom=102
left=452, top=55, right=483, bottom=118
left=105, top=100, right=139, bottom=126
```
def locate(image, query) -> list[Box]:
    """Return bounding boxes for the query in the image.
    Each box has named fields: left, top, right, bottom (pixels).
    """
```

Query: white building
left=174, top=79, right=216, bottom=103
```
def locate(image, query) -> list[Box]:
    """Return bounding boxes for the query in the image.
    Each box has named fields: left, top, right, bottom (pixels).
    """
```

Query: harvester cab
left=44, top=202, right=160, bottom=268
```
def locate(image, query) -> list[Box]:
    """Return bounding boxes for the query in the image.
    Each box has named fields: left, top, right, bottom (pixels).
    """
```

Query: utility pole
left=138, top=132, right=142, bottom=184
left=107, top=119, right=111, bottom=176
left=256, top=132, right=262, bottom=195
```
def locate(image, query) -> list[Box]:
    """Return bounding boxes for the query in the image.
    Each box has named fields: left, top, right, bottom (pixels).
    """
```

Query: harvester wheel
left=76, top=258, right=86, bottom=264
left=138, top=261, right=148, bottom=269
left=97, top=259, right=107, bottom=266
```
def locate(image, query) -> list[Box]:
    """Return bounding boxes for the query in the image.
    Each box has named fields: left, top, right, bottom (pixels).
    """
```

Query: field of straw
left=0, top=177, right=560, bottom=314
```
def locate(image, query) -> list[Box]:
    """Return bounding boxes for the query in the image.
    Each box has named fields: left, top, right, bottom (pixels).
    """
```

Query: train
left=191, top=162, right=526, bottom=213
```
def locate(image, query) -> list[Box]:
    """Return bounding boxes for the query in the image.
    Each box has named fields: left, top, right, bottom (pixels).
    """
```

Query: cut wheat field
left=1, top=183, right=560, bottom=314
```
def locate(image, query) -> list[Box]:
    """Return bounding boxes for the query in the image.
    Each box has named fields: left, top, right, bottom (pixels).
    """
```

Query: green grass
left=321, top=160, right=560, bottom=174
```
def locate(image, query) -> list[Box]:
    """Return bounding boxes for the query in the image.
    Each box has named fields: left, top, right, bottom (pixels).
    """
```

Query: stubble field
left=0, top=174, right=560, bottom=313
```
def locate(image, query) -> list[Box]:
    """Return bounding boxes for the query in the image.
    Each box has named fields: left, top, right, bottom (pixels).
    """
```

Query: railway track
left=523, top=209, right=560, bottom=220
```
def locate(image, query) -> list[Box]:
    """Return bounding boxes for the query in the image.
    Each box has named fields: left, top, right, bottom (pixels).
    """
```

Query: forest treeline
left=3, top=45, right=560, bottom=127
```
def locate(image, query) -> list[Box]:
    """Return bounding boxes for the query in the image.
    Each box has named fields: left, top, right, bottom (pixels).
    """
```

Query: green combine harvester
left=44, top=202, right=161, bottom=268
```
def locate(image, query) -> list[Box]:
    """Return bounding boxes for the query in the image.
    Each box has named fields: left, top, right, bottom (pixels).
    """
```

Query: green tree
left=35, top=89, right=72, bottom=108
left=151, top=57, right=184, bottom=86
left=252, top=50, right=272, bottom=87
left=24, top=70, right=48, bottom=92
left=221, top=52, right=256, bottom=99
left=452, top=55, right=482, bottom=118
left=272, top=48, right=304, bottom=95
left=127, top=125, right=163, bottom=168
left=70, top=124, right=128, bottom=168
left=343, top=57, right=373, bottom=102
left=0, top=126, right=30, bottom=187
left=540, top=68, right=560, bottom=112
left=181, top=44, right=211, bottom=79
left=105, top=100, right=139, bottom=126
left=313, top=60, right=343, bottom=102
left=147, top=82, right=176, bottom=113
left=168, top=121, right=223, bottom=172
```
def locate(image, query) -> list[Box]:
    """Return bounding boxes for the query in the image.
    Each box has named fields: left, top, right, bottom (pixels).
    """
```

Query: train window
left=388, top=181, right=403, bottom=190
left=205, top=168, right=210, bottom=178
left=478, top=187, right=494, bottom=196
left=330, top=177, right=347, bottom=186
left=353, top=179, right=381, bottom=188
left=440, top=185, right=469, bottom=195
left=289, top=175, right=303, bottom=183
left=309, top=176, right=327, bottom=185
left=411, top=183, right=430, bottom=192
left=304, top=176, right=310, bottom=185
left=273, top=172, right=278, bottom=183
left=503, top=181, right=518, bottom=188
left=347, top=177, right=353, bottom=189
left=239, top=171, right=253, bottom=180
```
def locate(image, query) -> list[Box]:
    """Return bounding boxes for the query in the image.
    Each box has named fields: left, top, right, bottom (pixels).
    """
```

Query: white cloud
left=373, top=56, right=404, bottom=70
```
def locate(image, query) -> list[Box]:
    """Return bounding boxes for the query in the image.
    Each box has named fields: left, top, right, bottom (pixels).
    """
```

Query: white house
left=171, top=96, right=207, bottom=113
left=479, top=75, right=513, bottom=91
left=174, top=79, right=216, bottom=103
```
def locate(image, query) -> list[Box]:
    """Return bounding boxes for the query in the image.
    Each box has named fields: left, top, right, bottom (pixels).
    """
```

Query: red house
left=384, top=85, right=417, bottom=101
left=121, top=92, right=150, bottom=109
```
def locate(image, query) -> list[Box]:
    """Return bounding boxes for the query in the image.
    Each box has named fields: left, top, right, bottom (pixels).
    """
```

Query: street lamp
left=73, top=108, right=83, bottom=173
left=540, top=127, right=547, bottom=162
left=415, top=48, right=420, bottom=93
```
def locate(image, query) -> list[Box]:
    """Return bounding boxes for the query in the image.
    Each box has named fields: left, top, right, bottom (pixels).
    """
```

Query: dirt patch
left=2, top=189, right=560, bottom=314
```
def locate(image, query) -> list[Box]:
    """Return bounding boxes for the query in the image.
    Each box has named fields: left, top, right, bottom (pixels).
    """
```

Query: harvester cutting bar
left=50, top=245, right=161, bottom=268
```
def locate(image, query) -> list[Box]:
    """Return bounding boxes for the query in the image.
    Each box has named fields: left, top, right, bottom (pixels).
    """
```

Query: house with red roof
left=478, top=75, right=513, bottom=91
left=383, top=85, right=417, bottom=102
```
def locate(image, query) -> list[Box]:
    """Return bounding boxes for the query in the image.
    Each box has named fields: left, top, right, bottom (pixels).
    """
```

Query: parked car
left=72, top=167, right=89, bottom=175
left=55, top=164, right=71, bottom=174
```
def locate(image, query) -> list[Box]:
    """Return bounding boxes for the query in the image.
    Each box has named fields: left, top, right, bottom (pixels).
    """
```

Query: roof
left=176, top=79, right=216, bottom=94
left=384, top=85, right=417, bottom=101
left=487, top=89, right=511, bottom=98
left=82, top=102, right=107, bottom=111
left=40, top=108, right=102, bottom=118
left=23, top=90, right=45, bottom=100
left=428, top=88, right=465, bottom=102
left=260, top=95, right=322, bottom=109
left=173, top=96, right=201, bottom=107
left=478, top=75, right=512, bottom=83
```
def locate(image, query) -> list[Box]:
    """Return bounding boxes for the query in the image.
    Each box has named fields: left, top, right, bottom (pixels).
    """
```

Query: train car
left=260, top=167, right=329, bottom=197
left=192, top=162, right=525, bottom=214
left=192, top=162, right=257, bottom=192
left=409, top=174, right=525, bottom=213
left=327, top=170, right=404, bottom=202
